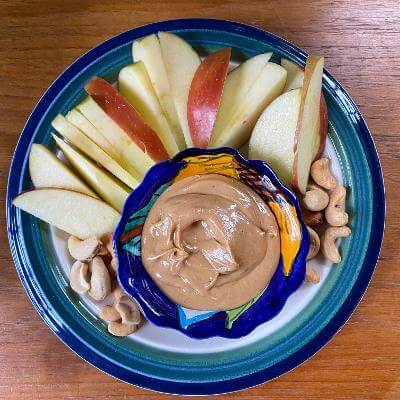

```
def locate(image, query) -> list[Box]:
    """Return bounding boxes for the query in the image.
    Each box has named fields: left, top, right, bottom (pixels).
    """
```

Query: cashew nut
left=101, top=232, right=115, bottom=256
left=87, top=256, right=111, bottom=301
left=117, top=298, right=141, bottom=325
left=311, top=158, right=337, bottom=190
left=101, top=232, right=118, bottom=275
left=100, top=304, right=120, bottom=322
left=70, top=261, right=90, bottom=294
left=325, top=186, right=348, bottom=227
left=302, top=209, right=324, bottom=227
left=68, top=235, right=102, bottom=261
left=106, top=298, right=141, bottom=337
left=306, top=266, right=320, bottom=283
left=307, top=226, right=320, bottom=260
left=321, top=226, right=351, bottom=263
left=302, top=184, right=329, bottom=211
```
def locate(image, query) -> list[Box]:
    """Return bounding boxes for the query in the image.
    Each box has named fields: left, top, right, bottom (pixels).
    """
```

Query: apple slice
left=86, top=77, right=168, bottom=162
left=118, top=62, right=179, bottom=156
left=65, top=109, right=122, bottom=163
left=212, top=52, right=272, bottom=139
left=209, top=62, right=287, bottom=149
left=54, top=136, right=130, bottom=213
left=281, top=58, right=328, bottom=160
left=51, top=114, right=138, bottom=189
left=292, top=56, right=324, bottom=193
left=132, top=34, right=185, bottom=148
left=187, top=48, right=231, bottom=148
left=249, top=89, right=302, bottom=186
left=13, top=189, right=120, bottom=239
left=158, top=31, right=201, bottom=147
left=77, top=97, right=144, bottom=179
left=281, top=58, right=304, bottom=92
left=29, top=143, right=97, bottom=197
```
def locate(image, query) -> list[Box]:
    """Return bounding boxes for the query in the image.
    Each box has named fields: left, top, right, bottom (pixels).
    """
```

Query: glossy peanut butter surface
left=141, top=174, right=280, bottom=310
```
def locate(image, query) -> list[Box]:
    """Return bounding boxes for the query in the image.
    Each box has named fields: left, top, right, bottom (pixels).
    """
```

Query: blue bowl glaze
left=6, top=19, right=385, bottom=395
left=115, top=147, right=310, bottom=339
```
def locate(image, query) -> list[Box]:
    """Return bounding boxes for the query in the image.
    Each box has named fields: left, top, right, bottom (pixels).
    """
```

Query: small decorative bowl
left=115, top=147, right=310, bottom=339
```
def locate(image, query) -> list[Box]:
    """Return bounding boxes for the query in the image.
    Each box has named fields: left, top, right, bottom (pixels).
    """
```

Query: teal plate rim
left=6, top=18, right=385, bottom=395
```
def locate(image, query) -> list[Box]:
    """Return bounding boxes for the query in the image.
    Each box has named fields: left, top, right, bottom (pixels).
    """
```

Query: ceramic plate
left=6, top=19, right=385, bottom=395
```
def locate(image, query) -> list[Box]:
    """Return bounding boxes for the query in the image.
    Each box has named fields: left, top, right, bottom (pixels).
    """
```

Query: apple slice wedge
left=13, top=188, right=120, bottom=239
left=187, top=48, right=231, bottom=148
left=52, top=114, right=138, bottom=189
left=281, top=58, right=328, bottom=161
left=158, top=31, right=201, bottom=148
left=85, top=77, right=168, bottom=163
left=54, top=135, right=130, bottom=213
left=66, top=109, right=122, bottom=163
left=281, top=58, right=304, bottom=92
left=212, top=52, right=272, bottom=138
left=209, top=62, right=287, bottom=149
left=29, top=143, right=97, bottom=197
left=77, top=97, right=144, bottom=179
left=132, top=34, right=185, bottom=149
left=292, top=55, right=325, bottom=193
left=249, top=89, right=302, bottom=186
left=118, top=62, right=179, bottom=156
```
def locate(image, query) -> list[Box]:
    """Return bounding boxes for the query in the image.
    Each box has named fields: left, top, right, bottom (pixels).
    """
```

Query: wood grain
left=0, top=1, right=399, bottom=399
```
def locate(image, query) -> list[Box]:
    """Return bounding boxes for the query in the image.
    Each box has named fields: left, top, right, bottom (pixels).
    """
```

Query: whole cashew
left=302, top=209, right=324, bottom=227
left=106, top=298, right=141, bottom=337
left=68, top=236, right=102, bottom=262
left=307, top=226, right=320, bottom=260
left=311, top=158, right=337, bottom=190
left=302, top=184, right=329, bottom=211
left=325, top=186, right=349, bottom=227
left=87, top=256, right=111, bottom=301
left=321, top=226, right=351, bottom=263
left=306, top=266, right=320, bottom=283
left=70, top=261, right=90, bottom=294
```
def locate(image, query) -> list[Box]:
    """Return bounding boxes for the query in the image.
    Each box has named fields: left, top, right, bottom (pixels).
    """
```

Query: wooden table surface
left=1, top=1, right=399, bottom=399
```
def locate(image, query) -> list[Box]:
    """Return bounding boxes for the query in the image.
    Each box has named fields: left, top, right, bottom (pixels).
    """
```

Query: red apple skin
left=187, top=48, right=231, bottom=148
left=314, top=94, right=328, bottom=160
left=85, top=77, right=168, bottom=162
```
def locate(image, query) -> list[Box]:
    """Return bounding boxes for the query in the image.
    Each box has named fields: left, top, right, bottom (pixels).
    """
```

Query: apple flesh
left=209, top=62, right=287, bottom=149
left=132, top=34, right=185, bottom=149
left=118, top=62, right=179, bottom=156
left=212, top=52, right=272, bottom=139
left=158, top=31, right=201, bottom=148
left=52, top=114, right=138, bottom=189
left=281, top=58, right=304, bottom=92
left=65, top=109, right=122, bottom=164
left=29, top=143, right=97, bottom=198
left=291, top=55, right=325, bottom=193
left=187, top=48, right=231, bottom=148
left=13, top=188, right=120, bottom=239
left=249, top=89, right=302, bottom=186
left=54, top=135, right=130, bottom=213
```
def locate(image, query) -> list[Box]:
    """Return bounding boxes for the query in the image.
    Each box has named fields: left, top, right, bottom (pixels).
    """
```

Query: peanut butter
left=141, top=174, right=280, bottom=310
